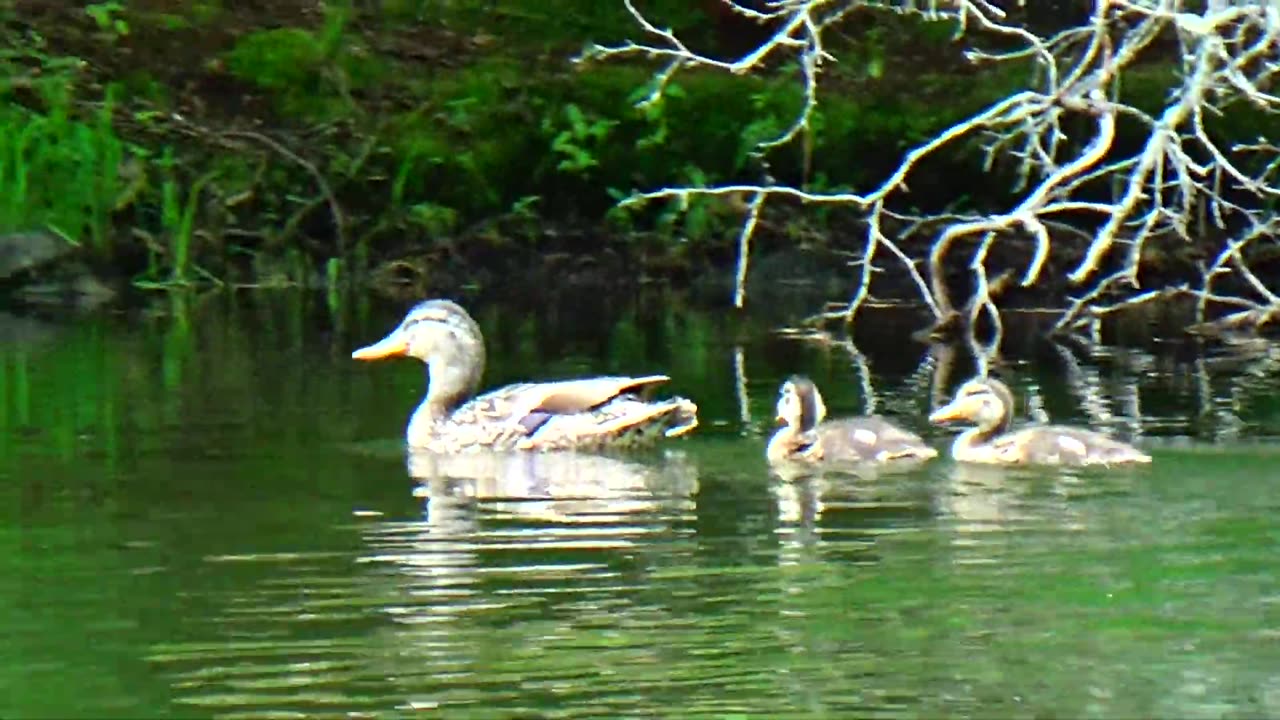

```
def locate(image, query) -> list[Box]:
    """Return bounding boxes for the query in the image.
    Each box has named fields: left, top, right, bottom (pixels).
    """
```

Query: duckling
left=928, top=376, right=1152, bottom=466
left=766, top=375, right=939, bottom=464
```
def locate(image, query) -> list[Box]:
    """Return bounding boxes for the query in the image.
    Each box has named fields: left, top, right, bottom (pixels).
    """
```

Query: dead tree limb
left=584, top=0, right=1280, bottom=348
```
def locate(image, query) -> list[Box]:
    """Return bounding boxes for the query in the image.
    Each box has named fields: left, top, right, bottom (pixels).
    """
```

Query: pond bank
left=0, top=3, right=1269, bottom=326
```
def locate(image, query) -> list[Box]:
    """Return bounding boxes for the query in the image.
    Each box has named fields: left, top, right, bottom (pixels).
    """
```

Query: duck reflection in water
left=356, top=449, right=699, bottom=641
left=404, top=448, right=699, bottom=528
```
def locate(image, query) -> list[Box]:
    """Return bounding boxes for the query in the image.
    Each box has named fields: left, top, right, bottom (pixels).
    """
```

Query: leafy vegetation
left=0, top=61, right=130, bottom=251
left=0, top=1, right=1270, bottom=296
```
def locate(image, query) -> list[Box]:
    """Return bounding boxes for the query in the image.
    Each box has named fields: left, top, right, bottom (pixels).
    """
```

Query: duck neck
left=767, top=425, right=819, bottom=462
left=416, top=344, right=484, bottom=425
left=953, top=416, right=1008, bottom=453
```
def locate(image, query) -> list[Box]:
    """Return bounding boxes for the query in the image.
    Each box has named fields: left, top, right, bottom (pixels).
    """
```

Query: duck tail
left=661, top=397, right=700, bottom=438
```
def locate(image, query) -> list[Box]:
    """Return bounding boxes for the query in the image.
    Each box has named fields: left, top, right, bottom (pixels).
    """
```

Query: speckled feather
left=810, top=416, right=937, bottom=463
left=413, top=383, right=700, bottom=453
left=354, top=299, right=700, bottom=454
left=977, top=424, right=1150, bottom=466
left=932, top=377, right=1151, bottom=466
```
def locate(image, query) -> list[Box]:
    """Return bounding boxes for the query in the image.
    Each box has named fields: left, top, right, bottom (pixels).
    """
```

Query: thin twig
left=221, top=129, right=348, bottom=256
left=587, top=0, right=1280, bottom=343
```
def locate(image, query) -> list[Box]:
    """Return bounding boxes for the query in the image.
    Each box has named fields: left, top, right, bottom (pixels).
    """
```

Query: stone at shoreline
left=0, top=231, right=72, bottom=280
left=13, top=263, right=117, bottom=309
left=0, top=232, right=117, bottom=309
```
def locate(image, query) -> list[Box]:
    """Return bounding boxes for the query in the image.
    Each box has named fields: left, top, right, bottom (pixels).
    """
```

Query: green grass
left=0, top=83, right=128, bottom=250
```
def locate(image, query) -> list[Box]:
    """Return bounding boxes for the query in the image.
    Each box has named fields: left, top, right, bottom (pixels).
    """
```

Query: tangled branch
left=580, top=0, right=1280, bottom=345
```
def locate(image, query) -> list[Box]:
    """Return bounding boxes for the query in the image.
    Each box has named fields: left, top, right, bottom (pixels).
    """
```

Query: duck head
left=351, top=299, right=486, bottom=416
left=928, top=377, right=1015, bottom=435
left=775, top=375, right=828, bottom=433
left=766, top=375, right=828, bottom=463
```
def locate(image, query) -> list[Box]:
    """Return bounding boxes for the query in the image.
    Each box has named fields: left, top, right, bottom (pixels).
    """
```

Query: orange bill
left=928, top=398, right=974, bottom=424
left=351, top=331, right=409, bottom=360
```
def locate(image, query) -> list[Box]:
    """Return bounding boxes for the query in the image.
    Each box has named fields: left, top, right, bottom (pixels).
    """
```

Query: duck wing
left=517, top=393, right=699, bottom=450
left=817, top=416, right=938, bottom=462
left=464, top=374, right=669, bottom=419
left=994, top=425, right=1151, bottom=466
left=445, top=371, right=696, bottom=445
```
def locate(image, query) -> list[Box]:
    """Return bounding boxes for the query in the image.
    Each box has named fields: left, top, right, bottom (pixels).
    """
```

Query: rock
left=11, top=261, right=117, bottom=310
left=0, top=231, right=73, bottom=280
left=0, top=232, right=117, bottom=309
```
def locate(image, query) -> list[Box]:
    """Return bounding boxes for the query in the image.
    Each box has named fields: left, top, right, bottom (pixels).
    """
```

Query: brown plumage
left=766, top=375, right=938, bottom=465
left=928, top=377, right=1152, bottom=466
left=351, top=299, right=698, bottom=453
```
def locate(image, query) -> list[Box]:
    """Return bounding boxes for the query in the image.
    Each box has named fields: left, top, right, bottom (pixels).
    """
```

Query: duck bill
left=351, top=331, right=409, bottom=360
left=928, top=400, right=970, bottom=425
left=774, top=414, right=787, bottom=427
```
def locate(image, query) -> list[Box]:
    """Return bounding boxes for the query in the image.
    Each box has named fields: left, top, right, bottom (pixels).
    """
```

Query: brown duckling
left=928, top=377, right=1152, bottom=466
left=766, top=375, right=939, bottom=464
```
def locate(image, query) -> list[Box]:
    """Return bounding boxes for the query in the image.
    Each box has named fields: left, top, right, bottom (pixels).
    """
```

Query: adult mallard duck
left=351, top=299, right=699, bottom=453
left=928, top=376, right=1152, bottom=466
left=766, top=375, right=938, bottom=464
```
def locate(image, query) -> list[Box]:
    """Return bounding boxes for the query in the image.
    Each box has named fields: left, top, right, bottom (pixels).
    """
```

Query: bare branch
left=588, top=0, right=1280, bottom=340
left=733, top=191, right=765, bottom=308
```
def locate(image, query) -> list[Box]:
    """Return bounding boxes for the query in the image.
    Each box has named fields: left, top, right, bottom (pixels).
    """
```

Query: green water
left=3, top=290, right=1280, bottom=719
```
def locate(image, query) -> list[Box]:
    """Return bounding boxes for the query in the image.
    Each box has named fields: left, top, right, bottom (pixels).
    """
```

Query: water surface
left=2, top=290, right=1280, bottom=719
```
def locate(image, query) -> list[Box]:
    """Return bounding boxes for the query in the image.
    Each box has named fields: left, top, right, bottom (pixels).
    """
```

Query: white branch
left=585, top=0, right=1280, bottom=337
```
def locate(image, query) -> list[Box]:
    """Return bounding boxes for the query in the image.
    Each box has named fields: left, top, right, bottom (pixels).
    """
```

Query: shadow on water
left=2, top=288, right=1280, bottom=718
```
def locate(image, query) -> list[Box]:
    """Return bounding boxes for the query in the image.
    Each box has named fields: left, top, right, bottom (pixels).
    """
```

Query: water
left=3, top=288, right=1280, bottom=719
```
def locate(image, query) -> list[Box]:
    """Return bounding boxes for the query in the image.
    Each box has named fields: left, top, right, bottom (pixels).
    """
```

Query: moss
left=336, top=49, right=392, bottom=89
left=420, top=0, right=707, bottom=50
left=186, top=0, right=223, bottom=26
left=132, top=0, right=223, bottom=31
left=418, top=56, right=528, bottom=110
left=365, top=49, right=1039, bottom=228
left=205, top=154, right=258, bottom=194
left=117, top=70, right=171, bottom=105
left=222, top=21, right=392, bottom=122
left=1111, top=63, right=1280, bottom=154
left=225, top=28, right=325, bottom=91
left=138, top=12, right=192, bottom=31
left=1116, top=63, right=1179, bottom=115
left=377, top=57, right=557, bottom=214
left=377, top=0, right=428, bottom=21
left=381, top=108, right=542, bottom=217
